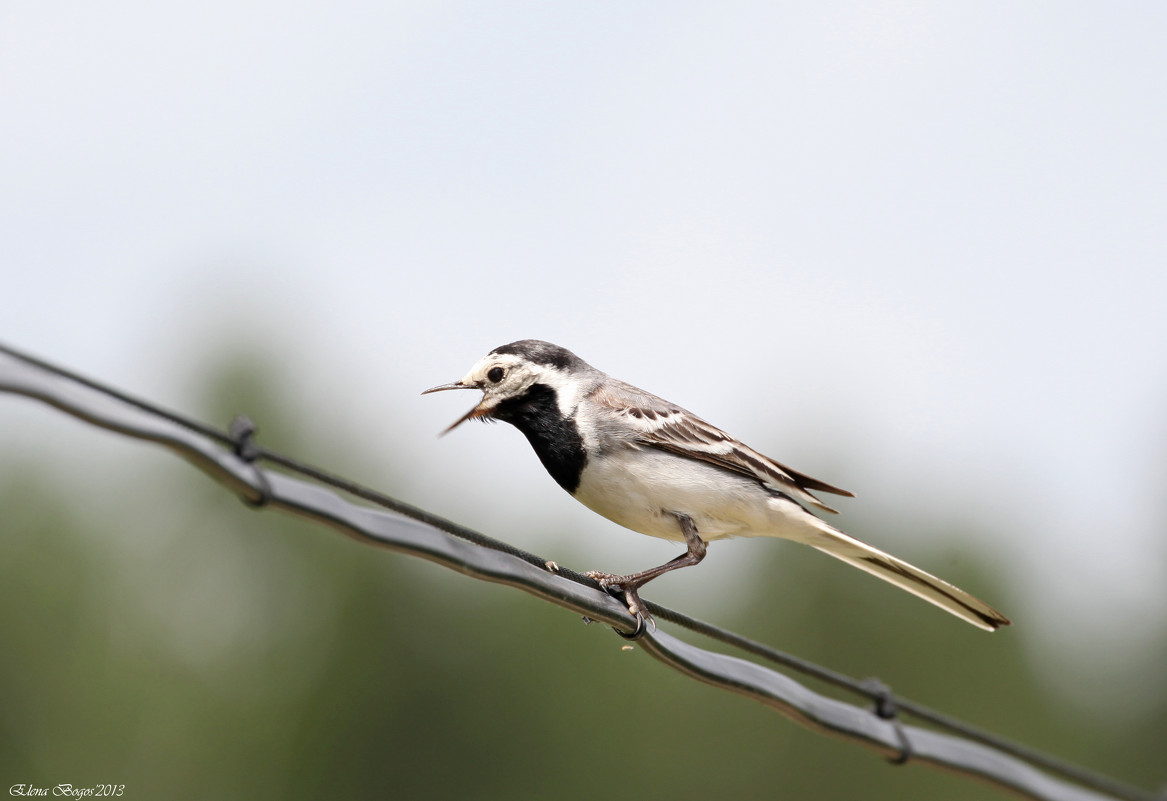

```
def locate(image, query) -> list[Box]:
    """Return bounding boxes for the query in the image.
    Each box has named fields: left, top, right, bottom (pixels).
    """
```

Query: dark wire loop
left=229, top=415, right=271, bottom=508
left=863, top=678, right=914, bottom=766
left=229, top=415, right=260, bottom=460
left=613, top=614, right=647, bottom=641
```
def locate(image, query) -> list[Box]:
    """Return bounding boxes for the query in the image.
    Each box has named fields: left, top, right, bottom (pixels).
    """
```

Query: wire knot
left=229, top=415, right=271, bottom=507
left=862, top=678, right=913, bottom=766
left=230, top=415, right=260, bottom=461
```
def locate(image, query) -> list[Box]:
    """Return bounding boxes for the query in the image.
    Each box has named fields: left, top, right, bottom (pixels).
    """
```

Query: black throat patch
left=491, top=383, right=587, bottom=494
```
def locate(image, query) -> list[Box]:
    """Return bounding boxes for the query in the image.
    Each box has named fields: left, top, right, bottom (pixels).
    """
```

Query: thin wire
left=0, top=340, right=1156, bottom=801
left=648, top=604, right=1152, bottom=801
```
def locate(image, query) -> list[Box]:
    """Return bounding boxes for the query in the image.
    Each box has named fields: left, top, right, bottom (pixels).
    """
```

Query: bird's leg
left=586, top=513, right=707, bottom=629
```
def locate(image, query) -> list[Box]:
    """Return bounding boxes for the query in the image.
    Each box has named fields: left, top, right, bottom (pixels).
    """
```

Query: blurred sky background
left=3, top=0, right=1166, bottom=741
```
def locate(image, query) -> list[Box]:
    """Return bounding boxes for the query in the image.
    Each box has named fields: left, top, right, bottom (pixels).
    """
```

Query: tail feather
left=797, top=520, right=1011, bottom=631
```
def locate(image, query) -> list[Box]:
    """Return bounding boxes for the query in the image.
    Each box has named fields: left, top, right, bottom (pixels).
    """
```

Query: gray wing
left=591, top=380, right=854, bottom=514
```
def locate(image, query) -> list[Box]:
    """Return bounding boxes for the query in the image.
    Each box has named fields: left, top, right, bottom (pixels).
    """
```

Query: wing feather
left=591, top=381, right=853, bottom=514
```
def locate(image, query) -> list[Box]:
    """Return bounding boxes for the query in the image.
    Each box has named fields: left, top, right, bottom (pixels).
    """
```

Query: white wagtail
left=424, top=339, right=1010, bottom=632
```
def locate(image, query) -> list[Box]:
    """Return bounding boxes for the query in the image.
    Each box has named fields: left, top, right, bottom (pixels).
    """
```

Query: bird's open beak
left=421, top=381, right=491, bottom=435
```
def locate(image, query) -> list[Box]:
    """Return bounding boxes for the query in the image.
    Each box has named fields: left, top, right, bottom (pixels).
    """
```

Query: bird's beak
left=421, top=381, right=491, bottom=435
left=421, top=381, right=471, bottom=395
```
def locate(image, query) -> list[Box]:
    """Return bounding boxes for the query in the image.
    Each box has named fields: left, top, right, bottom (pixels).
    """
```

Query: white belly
left=572, top=447, right=798, bottom=542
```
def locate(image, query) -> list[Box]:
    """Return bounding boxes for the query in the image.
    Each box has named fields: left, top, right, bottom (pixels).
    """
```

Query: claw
left=585, top=570, right=655, bottom=636
left=619, top=586, right=656, bottom=633
left=615, top=612, right=647, bottom=641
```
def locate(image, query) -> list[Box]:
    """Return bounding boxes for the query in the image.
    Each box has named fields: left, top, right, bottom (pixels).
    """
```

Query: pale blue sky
left=3, top=3, right=1166, bottom=697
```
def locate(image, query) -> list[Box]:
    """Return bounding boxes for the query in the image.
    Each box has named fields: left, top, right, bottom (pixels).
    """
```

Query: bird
left=423, top=339, right=1010, bottom=632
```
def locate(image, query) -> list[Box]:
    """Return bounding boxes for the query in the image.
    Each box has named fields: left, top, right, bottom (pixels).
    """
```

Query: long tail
left=795, top=517, right=1011, bottom=631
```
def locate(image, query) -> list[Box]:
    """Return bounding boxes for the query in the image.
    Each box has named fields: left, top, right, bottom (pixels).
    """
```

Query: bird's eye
left=487, top=367, right=505, bottom=383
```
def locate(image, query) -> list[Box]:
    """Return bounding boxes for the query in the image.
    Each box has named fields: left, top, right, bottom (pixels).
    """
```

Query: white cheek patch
left=459, top=352, right=584, bottom=418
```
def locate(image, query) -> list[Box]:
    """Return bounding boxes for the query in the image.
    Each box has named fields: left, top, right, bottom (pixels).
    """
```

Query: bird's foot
left=585, top=571, right=655, bottom=635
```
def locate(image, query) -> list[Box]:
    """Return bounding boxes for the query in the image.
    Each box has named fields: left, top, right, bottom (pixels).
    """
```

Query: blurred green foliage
left=1, top=355, right=1163, bottom=800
